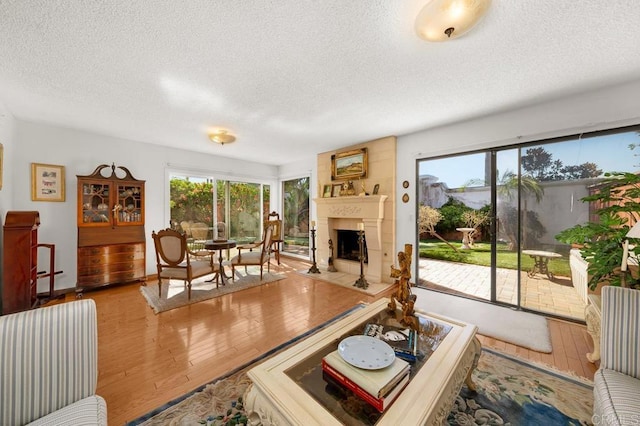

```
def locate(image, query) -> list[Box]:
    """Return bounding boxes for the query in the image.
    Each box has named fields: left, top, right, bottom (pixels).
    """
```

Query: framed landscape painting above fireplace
left=331, top=148, right=367, bottom=180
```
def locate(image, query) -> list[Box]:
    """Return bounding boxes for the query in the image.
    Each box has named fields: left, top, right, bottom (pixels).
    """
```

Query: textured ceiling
left=1, top=1, right=640, bottom=166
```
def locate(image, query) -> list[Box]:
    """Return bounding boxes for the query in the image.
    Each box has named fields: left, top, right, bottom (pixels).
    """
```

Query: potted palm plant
left=555, top=172, right=640, bottom=290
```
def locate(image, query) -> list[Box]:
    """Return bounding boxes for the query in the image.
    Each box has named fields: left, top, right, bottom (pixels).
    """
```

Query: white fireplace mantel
left=314, top=195, right=388, bottom=283
left=315, top=195, right=388, bottom=220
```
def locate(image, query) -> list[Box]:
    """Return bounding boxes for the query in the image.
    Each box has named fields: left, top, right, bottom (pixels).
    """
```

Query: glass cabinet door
left=80, top=180, right=112, bottom=226
left=116, top=184, right=144, bottom=225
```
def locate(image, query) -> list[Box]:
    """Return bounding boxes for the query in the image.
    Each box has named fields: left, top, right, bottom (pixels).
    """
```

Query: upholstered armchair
left=0, top=300, right=107, bottom=425
left=152, top=228, right=220, bottom=299
left=593, top=286, right=640, bottom=425
left=231, top=225, right=274, bottom=280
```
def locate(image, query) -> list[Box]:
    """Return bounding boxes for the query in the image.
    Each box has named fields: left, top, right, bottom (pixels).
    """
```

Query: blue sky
left=419, top=131, right=640, bottom=188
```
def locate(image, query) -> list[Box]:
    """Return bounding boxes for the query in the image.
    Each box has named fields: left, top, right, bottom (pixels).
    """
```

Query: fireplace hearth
left=337, top=230, right=367, bottom=263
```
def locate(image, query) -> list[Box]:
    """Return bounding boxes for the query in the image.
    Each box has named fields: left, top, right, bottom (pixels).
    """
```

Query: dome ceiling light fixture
left=415, top=0, right=492, bottom=42
left=208, top=129, right=236, bottom=145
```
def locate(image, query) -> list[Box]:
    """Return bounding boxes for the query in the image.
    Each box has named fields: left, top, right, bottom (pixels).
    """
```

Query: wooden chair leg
left=158, top=279, right=162, bottom=297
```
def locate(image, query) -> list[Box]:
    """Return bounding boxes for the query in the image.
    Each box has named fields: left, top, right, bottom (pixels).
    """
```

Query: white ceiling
left=1, top=1, right=640, bottom=166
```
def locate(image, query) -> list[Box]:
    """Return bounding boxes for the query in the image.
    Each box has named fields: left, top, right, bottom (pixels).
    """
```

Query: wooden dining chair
left=266, top=211, right=283, bottom=264
left=152, top=228, right=219, bottom=300
left=230, top=225, right=274, bottom=280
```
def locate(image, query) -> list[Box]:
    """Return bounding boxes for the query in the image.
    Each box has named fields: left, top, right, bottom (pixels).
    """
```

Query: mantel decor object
left=331, top=183, right=342, bottom=197
left=331, top=148, right=367, bottom=181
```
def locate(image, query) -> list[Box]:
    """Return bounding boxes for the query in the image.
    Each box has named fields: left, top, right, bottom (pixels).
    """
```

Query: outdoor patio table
left=522, top=249, right=562, bottom=280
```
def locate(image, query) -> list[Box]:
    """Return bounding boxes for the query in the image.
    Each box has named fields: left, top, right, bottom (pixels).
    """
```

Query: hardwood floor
left=48, top=256, right=598, bottom=425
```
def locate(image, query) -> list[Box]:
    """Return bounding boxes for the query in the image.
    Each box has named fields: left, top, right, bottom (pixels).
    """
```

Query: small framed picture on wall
left=31, top=163, right=66, bottom=202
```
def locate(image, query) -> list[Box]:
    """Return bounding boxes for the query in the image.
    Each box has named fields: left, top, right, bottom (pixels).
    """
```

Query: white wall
left=0, top=101, right=17, bottom=306
left=12, top=120, right=279, bottom=292
left=396, top=79, right=640, bottom=256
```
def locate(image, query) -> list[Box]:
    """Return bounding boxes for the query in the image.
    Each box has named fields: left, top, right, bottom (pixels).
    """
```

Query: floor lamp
left=620, top=221, right=640, bottom=287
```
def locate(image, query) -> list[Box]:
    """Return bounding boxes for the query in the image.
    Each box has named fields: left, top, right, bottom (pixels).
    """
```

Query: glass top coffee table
left=244, top=298, right=481, bottom=425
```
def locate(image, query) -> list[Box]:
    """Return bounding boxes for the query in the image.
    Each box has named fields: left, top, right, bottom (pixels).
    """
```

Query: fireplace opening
left=337, top=230, right=368, bottom=263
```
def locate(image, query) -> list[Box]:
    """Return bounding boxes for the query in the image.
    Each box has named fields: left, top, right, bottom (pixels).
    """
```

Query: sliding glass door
left=416, top=125, right=640, bottom=321
left=417, top=152, right=493, bottom=301
left=169, top=172, right=271, bottom=248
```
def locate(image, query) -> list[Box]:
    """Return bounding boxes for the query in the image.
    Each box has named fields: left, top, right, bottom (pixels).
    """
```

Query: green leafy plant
left=555, top=172, right=640, bottom=290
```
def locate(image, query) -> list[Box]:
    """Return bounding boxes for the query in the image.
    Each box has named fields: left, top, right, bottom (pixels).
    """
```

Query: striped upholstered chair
left=593, top=286, right=640, bottom=425
left=0, top=300, right=107, bottom=425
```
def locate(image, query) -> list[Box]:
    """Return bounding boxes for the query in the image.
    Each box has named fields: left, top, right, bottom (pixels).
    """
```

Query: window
left=282, top=177, right=310, bottom=257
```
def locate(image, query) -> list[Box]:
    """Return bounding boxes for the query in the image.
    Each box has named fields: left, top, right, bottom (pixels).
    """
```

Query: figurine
left=359, top=180, right=368, bottom=196
left=388, top=244, right=418, bottom=329
left=327, top=239, right=337, bottom=272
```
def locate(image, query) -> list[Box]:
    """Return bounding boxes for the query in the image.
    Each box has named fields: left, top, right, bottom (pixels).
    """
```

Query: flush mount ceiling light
left=415, top=0, right=491, bottom=42
left=208, top=129, right=236, bottom=145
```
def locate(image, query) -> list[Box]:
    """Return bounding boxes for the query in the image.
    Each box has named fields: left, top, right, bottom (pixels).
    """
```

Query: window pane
left=282, top=177, right=310, bottom=257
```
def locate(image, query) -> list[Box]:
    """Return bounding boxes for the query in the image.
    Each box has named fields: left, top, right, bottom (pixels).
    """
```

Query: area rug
left=128, top=346, right=593, bottom=425
left=414, top=288, right=553, bottom=353
left=294, top=269, right=395, bottom=296
left=139, top=268, right=286, bottom=314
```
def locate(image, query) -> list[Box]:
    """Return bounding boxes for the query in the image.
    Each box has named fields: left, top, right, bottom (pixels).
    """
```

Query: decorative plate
left=338, top=335, right=395, bottom=369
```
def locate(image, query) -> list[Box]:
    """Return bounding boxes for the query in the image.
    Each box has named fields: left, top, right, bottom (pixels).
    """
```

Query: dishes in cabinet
left=97, top=203, right=108, bottom=211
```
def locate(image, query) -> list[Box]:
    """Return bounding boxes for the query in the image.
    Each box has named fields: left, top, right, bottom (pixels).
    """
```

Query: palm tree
left=496, top=170, right=544, bottom=250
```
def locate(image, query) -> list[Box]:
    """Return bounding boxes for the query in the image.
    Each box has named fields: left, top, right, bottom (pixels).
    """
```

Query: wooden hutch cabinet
left=76, top=164, right=146, bottom=295
left=2, top=211, right=40, bottom=315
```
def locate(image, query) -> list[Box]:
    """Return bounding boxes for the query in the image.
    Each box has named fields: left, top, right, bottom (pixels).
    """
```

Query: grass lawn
left=419, top=240, right=572, bottom=277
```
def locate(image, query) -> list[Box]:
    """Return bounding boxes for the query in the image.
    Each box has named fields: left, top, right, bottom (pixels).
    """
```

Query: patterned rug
left=129, top=346, right=593, bottom=425
left=139, top=267, right=286, bottom=313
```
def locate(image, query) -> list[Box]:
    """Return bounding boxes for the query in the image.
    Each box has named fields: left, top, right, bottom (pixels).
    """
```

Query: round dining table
left=204, top=239, right=237, bottom=285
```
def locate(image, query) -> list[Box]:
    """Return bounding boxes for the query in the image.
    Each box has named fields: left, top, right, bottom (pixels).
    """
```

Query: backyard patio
left=417, top=258, right=587, bottom=321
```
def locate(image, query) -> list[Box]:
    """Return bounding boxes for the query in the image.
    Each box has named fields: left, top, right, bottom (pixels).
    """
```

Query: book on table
left=322, top=368, right=410, bottom=413
left=321, top=349, right=410, bottom=399
left=362, top=322, right=419, bottom=362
